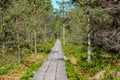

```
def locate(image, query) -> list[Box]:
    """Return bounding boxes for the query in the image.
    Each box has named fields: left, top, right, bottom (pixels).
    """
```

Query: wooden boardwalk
left=32, top=39, right=68, bottom=80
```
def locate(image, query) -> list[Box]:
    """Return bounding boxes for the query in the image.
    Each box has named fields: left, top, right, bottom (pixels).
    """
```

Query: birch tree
left=86, top=0, right=92, bottom=62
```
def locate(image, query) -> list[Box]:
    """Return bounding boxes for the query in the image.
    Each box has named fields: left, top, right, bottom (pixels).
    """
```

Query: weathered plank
left=43, top=61, right=57, bottom=80
left=32, top=60, right=51, bottom=80
left=56, top=60, right=67, bottom=80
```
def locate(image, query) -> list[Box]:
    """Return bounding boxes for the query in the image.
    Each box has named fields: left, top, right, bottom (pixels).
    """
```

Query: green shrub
left=65, top=60, right=80, bottom=80
left=101, top=71, right=120, bottom=80
left=21, top=40, right=54, bottom=80
left=0, top=64, right=14, bottom=75
left=21, top=69, right=33, bottom=80
left=21, top=58, right=43, bottom=80
left=63, top=43, right=119, bottom=79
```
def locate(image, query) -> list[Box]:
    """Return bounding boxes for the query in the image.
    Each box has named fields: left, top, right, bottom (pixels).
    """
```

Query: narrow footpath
left=32, top=39, right=68, bottom=80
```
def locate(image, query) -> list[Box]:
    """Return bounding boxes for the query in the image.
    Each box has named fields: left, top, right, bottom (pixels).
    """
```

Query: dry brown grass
left=0, top=69, right=25, bottom=80
left=70, top=56, right=77, bottom=65
left=68, top=56, right=77, bottom=65
left=0, top=53, right=44, bottom=80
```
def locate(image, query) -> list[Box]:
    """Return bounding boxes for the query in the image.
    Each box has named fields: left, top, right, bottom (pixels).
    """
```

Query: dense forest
left=0, top=0, right=120, bottom=80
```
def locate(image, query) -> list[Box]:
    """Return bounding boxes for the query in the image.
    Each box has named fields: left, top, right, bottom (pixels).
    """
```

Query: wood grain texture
left=32, top=39, right=68, bottom=80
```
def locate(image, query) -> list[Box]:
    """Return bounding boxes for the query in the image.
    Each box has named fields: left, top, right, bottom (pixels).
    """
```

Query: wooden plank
left=32, top=50, right=55, bottom=80
left=32, top=39, right=68, bottom=80
left=32, top=60, right=51, bottom=80
left=44, top=61, right=58, bottom=80
left=43, top=45, right=59, bottom=80
left=56, top=60, right=68, bottom=80
left=47, top=53, right=54, bottom=60
left=56, top=45, right=68, bottom=80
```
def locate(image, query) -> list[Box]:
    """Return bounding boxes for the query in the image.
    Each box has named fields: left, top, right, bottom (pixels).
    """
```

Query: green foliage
left=0, top=40, right=54, bottom=79
left=37, top=40, right=55, bottom=53
left=101, top=71, right=120, bottom=80
left=0, top=0, right=120, bottom=79
left=63, top=43, right=120, bottom=79
left=90, top=7, right=110, bottom=23
left=65, top=60, right=81, bottom=80
left=20, top=63, right=42, bottom=80
left=20, top=40, right=54, bottom=79
left=0, top=67, right=9, bottom=75
left=0, top=64, right=14, bottom=75
left=63, top=43, right=87, bottom=60
left=66, top=7, right=87, bottom=44
left=21, top=69, right=33, bottom=80
left=90, top=0, right=97, bottom=4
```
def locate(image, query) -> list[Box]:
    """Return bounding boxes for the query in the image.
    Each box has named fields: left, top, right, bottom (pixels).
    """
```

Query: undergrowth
left=63, top=43, right=120, bottom=80
left=0, top=40, right=55, bottom=80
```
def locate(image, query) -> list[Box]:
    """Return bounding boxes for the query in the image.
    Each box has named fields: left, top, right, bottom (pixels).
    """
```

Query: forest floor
left=0, top=40, right=55, bottom=80
left=0, top=40, right=120, bottom=80
left=0, top=53, right=47, bottom=80
left=63, top=44, right=120, bottom=80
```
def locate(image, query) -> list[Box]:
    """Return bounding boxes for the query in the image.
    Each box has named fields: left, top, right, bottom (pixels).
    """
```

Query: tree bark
left=86, top=2, right=92, bottom=62
left=2, top=24, right=5, bottom=55
left=63, top=24, right=66, bottom=45
left=34, top=0, right=37, bottom=54
left=44, top=23, right=47, bottom=42
left=34, top=30, right=37, bottom=54
left=16, top=18, right=21, bottom=64
left=17, top=28, right=21, bottom=64
left=87, top=28, right=92, bottom=62
left=2, top=41, right=5, bottom=55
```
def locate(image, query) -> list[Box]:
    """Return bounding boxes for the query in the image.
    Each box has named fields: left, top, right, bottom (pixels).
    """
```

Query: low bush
left=63, top=43, right=120, bottom=80
left=65, top=60, right=80, bottom=80
left=0, top=64, right=14, bottom=75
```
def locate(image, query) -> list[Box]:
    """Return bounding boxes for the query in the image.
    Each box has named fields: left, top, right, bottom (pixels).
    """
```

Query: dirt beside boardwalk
left=0, top=71, right=24, bottom=80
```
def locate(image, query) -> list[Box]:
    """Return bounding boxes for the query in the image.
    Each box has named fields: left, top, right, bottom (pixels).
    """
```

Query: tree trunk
left=86, top=4, right=92, bottom=62
left=2, top=28, right=5, bottom=54
left=34, top=30, right=37, bottom=54
left=63, top=24, right=65, bottom=45
left=2, top=18, right=5, bottom=55
left=29, top=35, right=33, bottom=53
left=34, top=0, right=37, bottom=54
left=16, top=18, right=21, bottom=64
left=2, top=41, right=5, bottom=54
left=44, top=23, right=47, bottom=42
left=87, top=29, right=91, bottom=62
left=17, top=28, right=21, bottom=64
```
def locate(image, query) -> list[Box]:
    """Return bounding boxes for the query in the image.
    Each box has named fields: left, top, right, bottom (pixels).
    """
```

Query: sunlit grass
left=63, top=43, right=120, bottom=80
left=0, top=40, right=55, bottom=80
